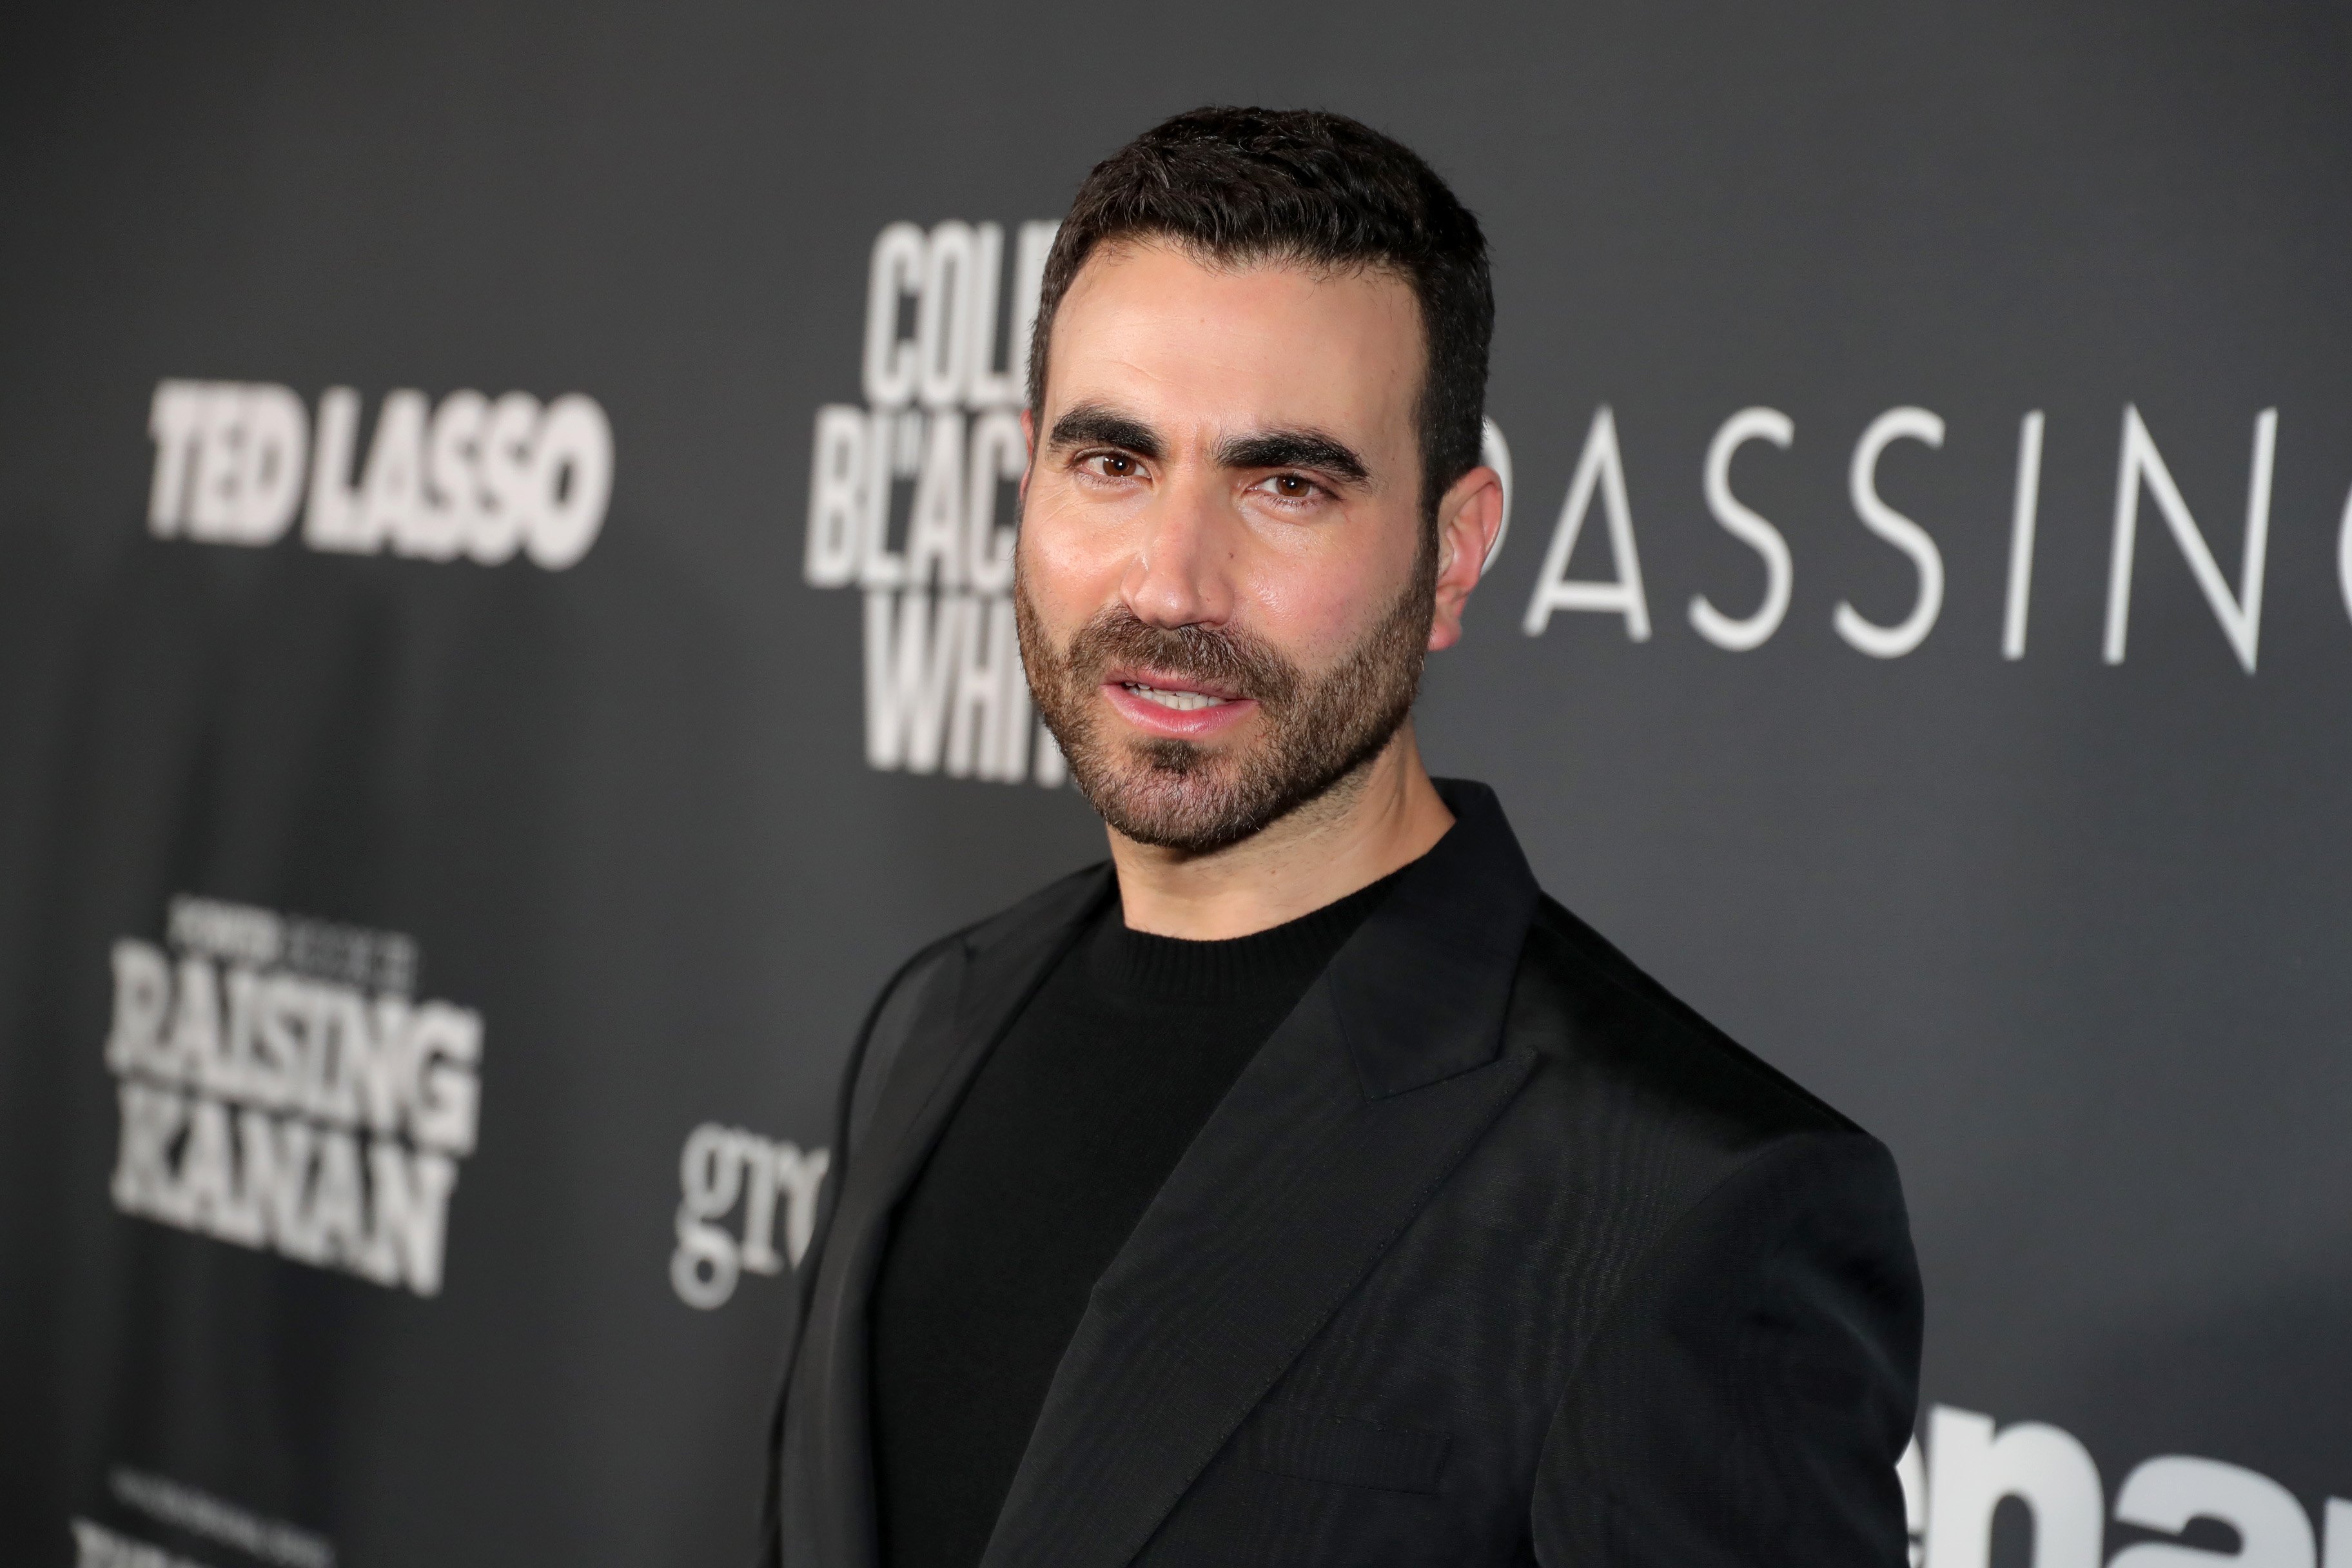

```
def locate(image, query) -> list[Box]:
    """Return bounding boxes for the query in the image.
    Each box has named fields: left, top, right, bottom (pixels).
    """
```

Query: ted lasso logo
left=104, top=896, right=482, bottom=1297
left=146, top=380, right=613, bottom=569
left=801, top=219, right=1072, bottom=787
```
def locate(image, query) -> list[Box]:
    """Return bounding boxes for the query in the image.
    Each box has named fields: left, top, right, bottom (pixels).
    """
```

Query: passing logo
left=146, top=380, right=613, bottom=569
left=104, top=896, right=482, bottom=1297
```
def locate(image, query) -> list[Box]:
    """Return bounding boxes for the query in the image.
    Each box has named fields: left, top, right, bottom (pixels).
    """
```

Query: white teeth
left=1124, top=682, right=1226, bottom=712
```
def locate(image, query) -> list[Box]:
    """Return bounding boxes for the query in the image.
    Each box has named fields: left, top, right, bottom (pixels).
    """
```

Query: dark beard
left=1015, top=558, right=1436, bottom=854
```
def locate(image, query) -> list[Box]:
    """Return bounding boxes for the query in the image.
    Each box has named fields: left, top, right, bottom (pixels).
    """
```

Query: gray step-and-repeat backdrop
left=5, top=2, right=2348, bottom=1564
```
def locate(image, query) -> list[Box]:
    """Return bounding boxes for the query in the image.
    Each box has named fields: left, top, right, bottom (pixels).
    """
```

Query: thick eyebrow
left=1215, top=428, right=1371, bottom=485
left=1046, top=403, right=1164, bottom=461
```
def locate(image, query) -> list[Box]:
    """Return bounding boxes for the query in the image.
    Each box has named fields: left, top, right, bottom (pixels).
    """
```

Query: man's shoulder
left=842, top=862, right=1113, bottom=1155
left=874, top=861, right=1113, bottom=1010
left=1505, top=892, right=1870, bottom=1159
left=956, top=860, right=1114, bottom=956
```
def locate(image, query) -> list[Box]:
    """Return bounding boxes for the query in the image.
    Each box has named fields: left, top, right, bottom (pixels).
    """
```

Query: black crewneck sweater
left=868, top=870, right=1400, bottom=1568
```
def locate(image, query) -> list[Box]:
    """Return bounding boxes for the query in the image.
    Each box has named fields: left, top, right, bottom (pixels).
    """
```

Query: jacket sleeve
left=755, top=934, right=967, bottom=1568
left=1532, top=1129, right=1923, bottom=1568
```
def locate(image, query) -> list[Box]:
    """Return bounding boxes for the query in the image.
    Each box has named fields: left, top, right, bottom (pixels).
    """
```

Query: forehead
left=1046, top=241, right=1423, bottom=448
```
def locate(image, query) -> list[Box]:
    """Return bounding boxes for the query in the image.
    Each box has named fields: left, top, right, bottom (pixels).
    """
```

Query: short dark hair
left=1028, top=106, right=1493, bottom=522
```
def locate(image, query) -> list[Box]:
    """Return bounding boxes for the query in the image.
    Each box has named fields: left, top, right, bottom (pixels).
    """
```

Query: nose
left=1120, top=469, right=1235, bottom=630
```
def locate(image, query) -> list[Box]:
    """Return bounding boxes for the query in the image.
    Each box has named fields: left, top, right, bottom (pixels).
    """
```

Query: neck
left=1108, top=723, right=1455, bottom=940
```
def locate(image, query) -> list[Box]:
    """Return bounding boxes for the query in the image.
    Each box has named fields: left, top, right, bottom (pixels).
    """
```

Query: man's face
left=1014, top=240, right=1445, bottom=853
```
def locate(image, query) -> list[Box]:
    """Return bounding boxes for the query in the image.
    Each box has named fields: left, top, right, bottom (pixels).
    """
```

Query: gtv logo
left=1907, top=1407, right=2350, bottom=1568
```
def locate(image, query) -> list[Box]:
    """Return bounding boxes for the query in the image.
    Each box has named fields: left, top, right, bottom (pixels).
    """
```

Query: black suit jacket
left=763, top=781, right=1922, bottom=1567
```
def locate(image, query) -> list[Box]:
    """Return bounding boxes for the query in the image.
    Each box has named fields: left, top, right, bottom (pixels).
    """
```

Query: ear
left=1427, top=465, right=1505, bottom=652
left=1019, top=407, right=1037, bottom=501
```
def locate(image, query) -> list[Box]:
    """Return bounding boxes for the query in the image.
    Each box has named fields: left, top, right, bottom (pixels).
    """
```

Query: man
left=765, top=107, right=1921, bottom=1568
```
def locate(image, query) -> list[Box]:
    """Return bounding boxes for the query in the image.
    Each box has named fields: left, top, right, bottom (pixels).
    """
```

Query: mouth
left=1099, top=669, right=1257, bottom=739
left=1118, top=680, right=1229, bottom=712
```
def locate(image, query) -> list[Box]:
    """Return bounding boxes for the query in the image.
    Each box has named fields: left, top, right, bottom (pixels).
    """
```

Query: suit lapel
left=779, top=865, right=1113, bottom=1568
left=978, top=782, right=1543, bottom=1568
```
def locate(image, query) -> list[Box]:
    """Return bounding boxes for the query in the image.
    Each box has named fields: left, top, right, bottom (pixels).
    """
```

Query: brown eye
left=1275, top=475, right=1312, bottom=497
left=1095, top=454, right=1135, bottom=478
